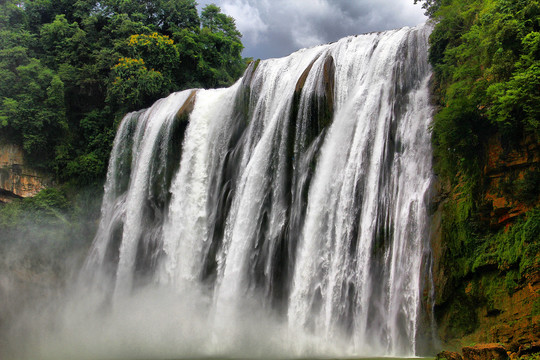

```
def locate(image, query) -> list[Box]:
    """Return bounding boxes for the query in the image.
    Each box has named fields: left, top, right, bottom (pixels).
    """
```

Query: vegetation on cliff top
left=427, top=0, right=539, bottom=178
left=0, top=0, right=246, bottom=185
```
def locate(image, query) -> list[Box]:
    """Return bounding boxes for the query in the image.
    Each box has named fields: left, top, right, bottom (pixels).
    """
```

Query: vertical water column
left=83, top=111, right=139, bottom=285
left=211, top=46, right=330, bottom=328
left=159, top=85, right=240, bottom=291
left=289, top=25, right=433, bottom=355
left=383, top=26, right=433, bottom=355
left=83, top=90, right=194, bottom=295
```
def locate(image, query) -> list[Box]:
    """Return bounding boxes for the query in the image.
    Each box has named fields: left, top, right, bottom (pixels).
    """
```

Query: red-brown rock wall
left=0, top=143, right=52, bottom=202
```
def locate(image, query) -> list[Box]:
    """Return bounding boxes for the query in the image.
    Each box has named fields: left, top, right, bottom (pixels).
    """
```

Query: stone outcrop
left=437, top=342, right=540, bottom=360
left=433, top=244, right=540, bottom=348
left=292, top=53, right=335, bottom=148
left=486, top=272, right=540, bottom=346
left=517, top=341, right=540, bottom=357
left=174, top=89, right=197, bottom=122
left=482, top=135, right=539, bottom=228
left=0, top=142, right=52, bottom=202
left=462, top=344, right=509, bottom=360
left=436, top=350, right=464, bottom=360
left=429, top=176, right=452, bottom=306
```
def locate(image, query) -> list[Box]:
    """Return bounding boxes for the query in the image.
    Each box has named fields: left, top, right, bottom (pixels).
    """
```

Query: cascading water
left=83, top=23, right=435, bottom=357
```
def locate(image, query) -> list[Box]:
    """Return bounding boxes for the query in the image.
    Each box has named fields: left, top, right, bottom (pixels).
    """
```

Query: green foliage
left=25, top=187, right=69, bottom=211
left=108, top=57, right=168, bottom=110
left=442, top=293, right=479, bottom=337
left=430, top=0, right=540, bottom=147
left=432, top=95, right=485, bottom=178
left=0, top=0, right=246, bottom=185
left=65, top=152, right=108, bottom=185
left=533, top=294, right=540, bottom=317
left=0, top=185, right=103, bottom=304
left=487, top=61, right=540, bottom=135
left=126, top=32, right=179, bottom=76
left=442, top=199, right=539, bottom=291
left=439, top=180, right=484, bottom=279
left=428, top=0, right=540, bottom=306
left=500, top=168, right=540, bottom=206
left=0, top=187, right=70, bottom=226
left=0, top=49, right=68, bottom=167
left=202, top=4, right=242, bottom=42
left=414, top=0, right=446, bottom=16
left=438, top=204, right=540, bottom=335
left=40, top=14, right=86, bottom=66
left=478, top=208, right=539, bottom=276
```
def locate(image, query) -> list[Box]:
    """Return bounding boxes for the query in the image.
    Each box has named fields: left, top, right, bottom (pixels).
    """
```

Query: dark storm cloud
left=198, top=0, right=427, bottom=59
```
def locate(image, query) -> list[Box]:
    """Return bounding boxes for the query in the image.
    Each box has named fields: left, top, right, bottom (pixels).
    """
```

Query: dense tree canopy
left=425, top=0, right=539, bottom=177
left=0, top=0, right=246, bottom=184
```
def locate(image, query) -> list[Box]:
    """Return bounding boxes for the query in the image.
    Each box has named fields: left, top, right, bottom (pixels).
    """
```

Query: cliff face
left=0, top=143, right=52, bottom=203
left=482, top=136, right=539, bottom=227
left=431, top=133, right=540, bottom=349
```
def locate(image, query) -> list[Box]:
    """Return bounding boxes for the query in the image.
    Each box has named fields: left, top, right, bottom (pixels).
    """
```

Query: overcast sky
left=197, top=0, right=427, bottom=59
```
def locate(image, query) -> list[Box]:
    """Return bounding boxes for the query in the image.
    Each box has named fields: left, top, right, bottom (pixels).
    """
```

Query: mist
left=0, top=203, right=350, bottom=360
left=0, top=187, right=358, bottom=360
left=2, top=252, right=351, bottom=360
left=0, top=187, right=99, bottom=359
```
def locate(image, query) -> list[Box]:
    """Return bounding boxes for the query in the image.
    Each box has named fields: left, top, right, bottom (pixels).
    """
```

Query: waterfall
left=83, top=23, right=435, bottom=357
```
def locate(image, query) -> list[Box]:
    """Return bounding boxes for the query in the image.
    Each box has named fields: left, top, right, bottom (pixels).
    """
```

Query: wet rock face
left=430, top=132, right=540, bottom=346
left=482, top=135, right=539, bottom=228
left=174, top=89, right=197, bottom=121
left=437, top=342, right=540, bottom=360
left=0, top=143, right=52, bottom=202
left=517, top=341, right=540, bottom=357
left=462, top=344, right=509, bottom=360
left=292, top=53, right=335, bottom=149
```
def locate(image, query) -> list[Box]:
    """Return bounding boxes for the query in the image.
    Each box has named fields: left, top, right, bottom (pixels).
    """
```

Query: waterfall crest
left=84, top=23, right=435, bottom=357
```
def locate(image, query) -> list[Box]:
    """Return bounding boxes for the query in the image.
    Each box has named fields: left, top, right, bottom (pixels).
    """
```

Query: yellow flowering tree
left=126, top=32, right=180, bottom=78
left=108, top=32, right=180, bottom=110
left=107, top=57, right=166, bottom=109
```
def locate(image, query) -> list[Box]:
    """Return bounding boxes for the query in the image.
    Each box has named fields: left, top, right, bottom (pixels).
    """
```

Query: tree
left=201, top=4, right=242, bottom=42
left=107, top=57, right=168, bottom=110
left=197, top=4, right=244, bottom=87
left=40, top=14, right=87, bottom=67
left=126, top=32, right=179, bottom=79
left=0, top=0, right=247, bottom=184
left=413, top=0, right=444, bottom=16
left=157, top=0, right=199, bottom=34
left=0, top=56, right=68, bottom=166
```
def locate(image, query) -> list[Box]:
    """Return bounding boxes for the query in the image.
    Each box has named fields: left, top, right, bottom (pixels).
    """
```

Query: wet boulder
left=462, top=343, right=509, bottom=360
left=517, top=341, right=540, bottom=357
left=436, top=350, right=463, bottom=360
